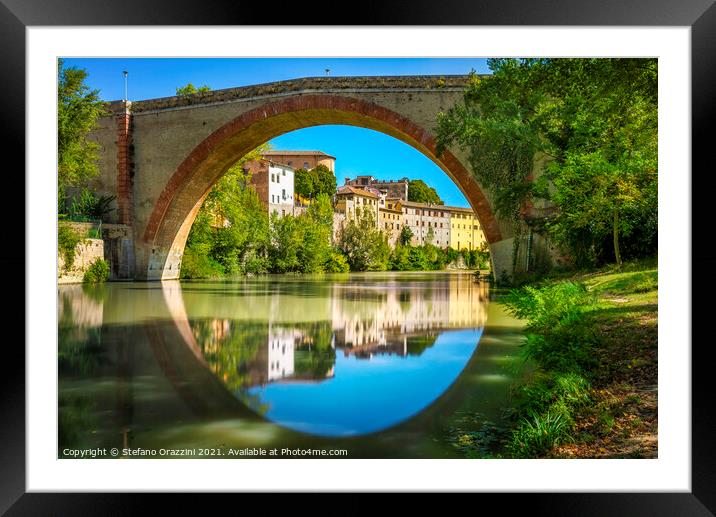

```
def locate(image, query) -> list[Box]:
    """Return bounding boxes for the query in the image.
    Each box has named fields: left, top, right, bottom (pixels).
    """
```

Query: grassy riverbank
left=448, top=258, right=658, bottom=458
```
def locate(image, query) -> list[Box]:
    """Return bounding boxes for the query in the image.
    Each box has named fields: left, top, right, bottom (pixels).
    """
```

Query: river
left=58, top=271, right=526, bottom=459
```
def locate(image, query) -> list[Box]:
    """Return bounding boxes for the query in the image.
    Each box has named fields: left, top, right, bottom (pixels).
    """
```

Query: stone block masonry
left=91, top=75, right=529, bottom=280
left=58, top=222, right=134, bottom=282
left=58, top=238, right=104, bottom=284
left=114, top=103, right=134, bottom=226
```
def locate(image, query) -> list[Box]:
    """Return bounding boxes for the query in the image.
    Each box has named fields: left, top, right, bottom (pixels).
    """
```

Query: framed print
left=6, top=0, right=714, bottom=512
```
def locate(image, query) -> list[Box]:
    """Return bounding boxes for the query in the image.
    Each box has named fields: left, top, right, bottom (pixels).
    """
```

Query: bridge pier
left=489, top=238, right=516, bottom=283
left=134, top=243, right=183, bottom=281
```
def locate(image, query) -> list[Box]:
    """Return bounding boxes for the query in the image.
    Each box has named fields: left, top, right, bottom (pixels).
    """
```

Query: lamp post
left=123, top=70, right=128, bottom=101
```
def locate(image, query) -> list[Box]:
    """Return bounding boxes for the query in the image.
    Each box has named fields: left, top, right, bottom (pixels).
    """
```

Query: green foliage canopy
left=294, top=164, right=337, bottom=200
left=57, top=59, right=108, bottom=210
left=176, top=83, right=211, bottom=96
left=407, top=179, right=443, bottom=205
left=337, top=208, right=390, bottom=272
left=436, top=58, right=658, bottom=268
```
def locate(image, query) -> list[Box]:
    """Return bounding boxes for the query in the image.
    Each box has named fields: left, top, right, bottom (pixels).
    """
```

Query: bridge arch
left=137, top=94, right=504, bottom=279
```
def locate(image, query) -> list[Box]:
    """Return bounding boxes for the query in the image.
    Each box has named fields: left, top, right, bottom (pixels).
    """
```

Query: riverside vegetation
left=446, top=258, right=657, bottom=458
left=435, top=58, right=658, bottom=458
left=181, top=146, right=490, bottom=279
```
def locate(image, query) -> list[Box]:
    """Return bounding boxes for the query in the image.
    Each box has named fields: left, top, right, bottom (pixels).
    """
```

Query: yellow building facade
left=449, top=207, right=486, bottom=251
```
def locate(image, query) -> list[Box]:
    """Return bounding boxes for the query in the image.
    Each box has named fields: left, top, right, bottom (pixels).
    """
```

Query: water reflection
left=58, top=273, right=491, bottom=448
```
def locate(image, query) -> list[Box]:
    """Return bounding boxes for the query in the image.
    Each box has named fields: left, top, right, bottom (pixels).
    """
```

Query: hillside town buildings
left=245, top=149, right=486, bottom=251
left=344, top=175, right=409, bottom=200
left=379, top=203, right=403, bottom=247
left=262, top=150, right=336, bottom=172
left=244, top=158, right=296, bottom=217
left=334, top=185, right=381, bottom=224
left=400, top=201, right=452, bottom=248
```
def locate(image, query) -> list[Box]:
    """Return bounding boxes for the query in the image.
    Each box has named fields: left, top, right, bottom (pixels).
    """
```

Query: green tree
left=298, top=194, right=334, bottom=273
left=268, top=194, right=335, bottom=274
left=536, top=59, right=657, bottom=267
left=408, top=179, right=443, bottom=205
left=313, top=164, right=337, bottom=197
left=294, top=168, right=316, bottom=199
left=338, top=208, right=390, bottom=271
left=399, top=225, right=414, bottom=246
left=176, top=83, right=211, bottom=96
left=389, top=244, right=412, bottom=270
left=269, top=213, right=302, bottom=273
left=295, top=164, right=336, bottom=200
left=183, top=144, right=271, bottom=277
left=57, top=59, right=108, bottom=212
left=437, top=58, right=657, bottom=269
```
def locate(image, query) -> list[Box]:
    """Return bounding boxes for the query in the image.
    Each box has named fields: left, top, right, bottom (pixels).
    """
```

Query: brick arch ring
left=142, top=94, right=502, bottom=265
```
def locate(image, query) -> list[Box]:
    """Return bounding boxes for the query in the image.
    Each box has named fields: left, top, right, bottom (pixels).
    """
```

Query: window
left=304, top=162, right=309, bottom=168
left=282, top=169, right=286, bottom=176
left=282, top=189, right=286, bottom=200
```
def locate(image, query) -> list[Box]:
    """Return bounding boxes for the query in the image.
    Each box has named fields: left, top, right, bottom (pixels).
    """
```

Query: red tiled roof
left=336, top=185, right=380, bottom=198
left=262, top=150, right=336, bottom=160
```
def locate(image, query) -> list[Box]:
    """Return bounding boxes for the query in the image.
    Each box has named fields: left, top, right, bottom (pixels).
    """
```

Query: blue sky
left=62, top=58, right=492, bottom=207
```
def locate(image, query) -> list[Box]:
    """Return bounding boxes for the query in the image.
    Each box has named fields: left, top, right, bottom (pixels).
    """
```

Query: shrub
left=325, top=250, right=350, bottom=273
left=86, top=227, right=102, bottom=239
left=504, top=281, right=598, bottom=372
left=83, top=258, right=109, bottom=283
left=69, top=188, right=116, bottom=221
left=507, top=401, right=574, bottom=457
left=58, top=224, right=84, bottom=272
left=445, top=247, right=460, bottom=265
left=407, top=246, right=431, bottom=270
left=180, top=247, right=225, bottom=279
left=389, top=245, right=412, bottom=271
left=513, top=371, right=591, bottom=415
left=243, top=251, right=270, bottom=275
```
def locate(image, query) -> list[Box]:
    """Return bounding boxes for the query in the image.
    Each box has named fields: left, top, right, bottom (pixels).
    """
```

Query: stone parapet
left=126, top=75, right=475, bottom=113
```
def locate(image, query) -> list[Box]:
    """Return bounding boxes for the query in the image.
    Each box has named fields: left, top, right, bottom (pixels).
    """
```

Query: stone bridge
left=88, top=75, right=519, bottom=280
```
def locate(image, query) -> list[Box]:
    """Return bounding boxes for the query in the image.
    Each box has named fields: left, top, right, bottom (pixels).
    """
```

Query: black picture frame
left=5, top=0, right=713, bottom=513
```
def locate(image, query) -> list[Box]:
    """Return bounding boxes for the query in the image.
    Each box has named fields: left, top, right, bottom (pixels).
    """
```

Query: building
left=344, top=175, right=409, bottom=201
left=400, top=201, right=451, bottom=248
left=333, top=185, right=380, bottom=224
left=261, top=150, right=336, bottom=172
left=244, top=159, right=295, bottom=217
left=333, top=185, right=381, bottom=243
left=448, top=206, right=487, bottom=251
left=378, top=204, right=403, bottom=247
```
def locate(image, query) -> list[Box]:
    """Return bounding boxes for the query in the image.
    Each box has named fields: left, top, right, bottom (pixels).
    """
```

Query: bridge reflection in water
left=58, top=273, right=521, bottom=456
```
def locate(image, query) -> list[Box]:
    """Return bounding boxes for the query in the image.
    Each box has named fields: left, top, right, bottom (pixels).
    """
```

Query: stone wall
left=332, top=212, right=346, bottom=245
left=58, top=222, right=134, bottom=282
left=58, top=237, right=105, bottom=284
left=102, top=223, right=135, bottom=280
